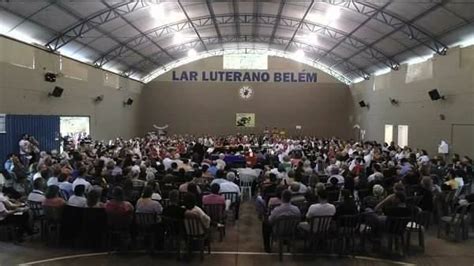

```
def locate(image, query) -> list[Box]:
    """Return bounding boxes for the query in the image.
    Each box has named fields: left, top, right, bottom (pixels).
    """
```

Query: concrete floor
left=1, top=202, right=474, bottom=266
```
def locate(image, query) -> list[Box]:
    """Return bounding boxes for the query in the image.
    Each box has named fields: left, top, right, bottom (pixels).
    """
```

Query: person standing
left=19, top=134, right=32, bottom=167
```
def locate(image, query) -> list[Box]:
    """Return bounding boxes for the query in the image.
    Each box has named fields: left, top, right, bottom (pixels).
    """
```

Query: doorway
left=60, top=116, right=90, bottom=152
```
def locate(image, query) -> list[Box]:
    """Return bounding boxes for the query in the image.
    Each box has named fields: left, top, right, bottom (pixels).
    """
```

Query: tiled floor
left=1, top=202, right=474, bottom=266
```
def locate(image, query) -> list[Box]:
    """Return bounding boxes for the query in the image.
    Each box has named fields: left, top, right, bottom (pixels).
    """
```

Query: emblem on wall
left=239, top=85, right=253, bottom=100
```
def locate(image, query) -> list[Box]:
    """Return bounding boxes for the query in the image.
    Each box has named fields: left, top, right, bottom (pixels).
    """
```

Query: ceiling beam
left=92, top=13, right=405, bottom=73
left=7, top=2, right=55, bottom=33
left=284, top=0, right=314, bottom=51
left=125, top=34, right=369, bottom=80
left=45, top=0, right=149, bottom=51
left=0, top=3, right=139, bottom=73
left=101, top=0, right=173, bottom=61
left=252, top=0, right=260, bottom=41
left=269, top=0, right=286, bottom=45
left=390, top=15, right=474, bottom=59
left=205, top=0, right=223, bottom=46
left=177, top=0, right=208, bottom=51
left=51, top=0, right=162, bottom=71
left=331, top=1, right=447, bottom=70
left=338, top=0, right=448, bottom=55
left=321, top=1, right=399, bottom=70
left=232, top=0, right=240, bottom=42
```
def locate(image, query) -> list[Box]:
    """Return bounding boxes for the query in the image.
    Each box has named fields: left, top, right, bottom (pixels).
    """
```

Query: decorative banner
left=172, top=70, right=317, bottom=83
left=236, top=113, right=255, bottom=127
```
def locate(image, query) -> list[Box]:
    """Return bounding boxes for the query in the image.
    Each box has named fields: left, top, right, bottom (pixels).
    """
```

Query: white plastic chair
left=239, top=174, right=254, bottom=201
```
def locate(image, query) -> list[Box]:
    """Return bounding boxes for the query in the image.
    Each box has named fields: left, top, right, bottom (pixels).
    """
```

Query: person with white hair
left=130, top=167, right=145, bottom=191
left=210, top=170, right=241, bottom=219
left=362, top=184, right=385, bottom=210
left=215, top=153, right=226, bottom=170
left=216, top=172, right=241, bottom=196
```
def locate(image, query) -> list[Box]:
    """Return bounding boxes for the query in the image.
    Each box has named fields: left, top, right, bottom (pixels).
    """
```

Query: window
left=60, top=116, right=90, bottom=137
left=0, top=38, right=35, bottom=69
left=384, top=124, right=393, bottom=144
left=405, top=59, right=433, bottom=83
left=60, top=116, right=90, bottom=152
left=397, top=125, right=409, bottom=147
left=60, top=56, right=88, bottom=81
left=104, top=72, right=119, bottom=88
left=223, top=54, right=268, bottom=70
left=0, top=114, right=5, bottom=133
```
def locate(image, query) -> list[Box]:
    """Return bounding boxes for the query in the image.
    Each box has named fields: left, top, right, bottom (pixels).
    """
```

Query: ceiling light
left=149, top=5, right=164, bottom=19
left=404, top=54, right=433, bottom=65
left=374, top=67, right=391, bottom=76
left=173, top=32, right=185, bottom=44
left=294, top=49, right=305, bottom=59
left=439, top=47, right=448, bottom=55
left=187, top=49, right=197, bottom=57
left=307, top=5, right=341, bottom=26
left=326, top=6, right=341, bottom=20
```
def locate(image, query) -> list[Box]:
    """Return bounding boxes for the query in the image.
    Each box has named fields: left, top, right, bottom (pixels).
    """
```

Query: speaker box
left=49, top=86, right=64, bottom=97
left=94, top=95, right=104, bottom=102
left=124, top=98, right=133, bottom=105
left=358, top=100, right=367, bottom=107
left=428, top=89, right=443, bottom=101
left=44, top=72, right=56, bottom=82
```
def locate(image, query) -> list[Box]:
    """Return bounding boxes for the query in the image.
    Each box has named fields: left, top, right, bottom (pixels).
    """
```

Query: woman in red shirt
left=105, top=186, right=134, bottom=217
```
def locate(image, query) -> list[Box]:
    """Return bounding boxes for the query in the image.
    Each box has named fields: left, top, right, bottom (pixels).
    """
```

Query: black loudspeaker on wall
left=44, top=72, right=57, bottom=82
left=94, top=95, right=104, bottom=102
left=358, top=100, right=369, bottom=108
left=123, top=98, right=134, bottom=106
left=428, top=89, right=445, bottom=101
left=48, top=86, right=64, bottom=97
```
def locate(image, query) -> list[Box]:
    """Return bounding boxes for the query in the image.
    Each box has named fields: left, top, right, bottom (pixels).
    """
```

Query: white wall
left=0, top=37, right=143, bottom=140
left=350, top=45, right=474, bottom=157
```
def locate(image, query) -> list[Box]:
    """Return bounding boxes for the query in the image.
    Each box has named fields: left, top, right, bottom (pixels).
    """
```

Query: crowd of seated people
left=0, top=133, right=472, bottom=255
left=255, top=139, right=473, bottom=253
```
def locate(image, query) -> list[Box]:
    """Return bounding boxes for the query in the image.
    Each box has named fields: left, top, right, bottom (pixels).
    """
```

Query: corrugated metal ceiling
left=0, top=0, right=472, bottom=83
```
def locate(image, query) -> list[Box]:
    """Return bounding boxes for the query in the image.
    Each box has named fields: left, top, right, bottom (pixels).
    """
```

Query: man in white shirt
left=210, top=170, right=228, bottom=185
left=218, top=172, right=241, bottom=196
left=417, top=150, right=430, bottom=164
left=19, top=134, right=32, bottom=166
left=300, top=190, right=336, bottom=232
left=72, top=167, right=91, bottom=192
left=47, top=176, right=59, bottom=187
left=363, top=150, right=372, bottom=168
left=217, top=172, right=241, bottom=220
left=162, top=154, right=174, bottom=171
left=27, top=178, right=46, bottom=203
left=67, top=185, right=87, bottom=207
left=368, top=163, right=384, bottom=183
left=32, top=165, right=48, bottom=181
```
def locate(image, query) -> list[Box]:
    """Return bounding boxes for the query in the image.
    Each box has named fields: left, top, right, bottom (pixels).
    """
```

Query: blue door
left=0, top=115, right=60, bottom=168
